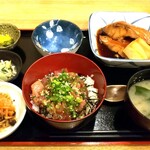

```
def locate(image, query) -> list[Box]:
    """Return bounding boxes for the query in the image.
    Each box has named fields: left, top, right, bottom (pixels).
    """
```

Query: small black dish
left=0, top=50, right=22, bottom=82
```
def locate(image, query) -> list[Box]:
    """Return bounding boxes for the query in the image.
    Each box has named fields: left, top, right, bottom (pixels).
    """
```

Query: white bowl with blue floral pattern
left=32, top=19, right=83, bottom=56
left=88, top=12, right=150, bottom=68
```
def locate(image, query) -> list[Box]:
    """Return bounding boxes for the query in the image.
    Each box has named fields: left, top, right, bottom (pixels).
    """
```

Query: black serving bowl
left=126, top=68, right=150, bottom=130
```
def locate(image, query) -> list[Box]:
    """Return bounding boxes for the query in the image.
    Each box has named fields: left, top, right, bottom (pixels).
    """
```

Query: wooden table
left=0, top=0, right=150, bottom=149
left=0, top=0, right=150, bottom=30
left=0, top=142, right=150, bottom=150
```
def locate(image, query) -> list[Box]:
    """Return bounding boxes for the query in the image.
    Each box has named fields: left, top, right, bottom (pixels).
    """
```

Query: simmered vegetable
left=123, top=38, right=150, bottom=59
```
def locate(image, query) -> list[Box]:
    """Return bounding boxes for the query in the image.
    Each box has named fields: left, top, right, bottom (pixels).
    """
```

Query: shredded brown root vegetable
left=0, top=92, right=16, bottom=129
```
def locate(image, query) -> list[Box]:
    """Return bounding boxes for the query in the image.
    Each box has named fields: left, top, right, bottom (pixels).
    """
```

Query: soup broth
left=128, top=80, right=150, bottom=119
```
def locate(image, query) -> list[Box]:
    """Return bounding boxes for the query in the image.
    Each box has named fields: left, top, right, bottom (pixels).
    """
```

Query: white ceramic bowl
left=0, top=82, right=26, bottom=140
left=88, top=12, right=150, bottom=68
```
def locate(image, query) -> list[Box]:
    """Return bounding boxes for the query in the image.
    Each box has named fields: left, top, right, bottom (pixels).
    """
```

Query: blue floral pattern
left=32, top=20, right=83, bottom=56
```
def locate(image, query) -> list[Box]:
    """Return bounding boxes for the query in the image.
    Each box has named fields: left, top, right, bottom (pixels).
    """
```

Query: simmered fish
left=100, top=21, right=150, bottom=44
left=98, top=21, right=150, bottom=58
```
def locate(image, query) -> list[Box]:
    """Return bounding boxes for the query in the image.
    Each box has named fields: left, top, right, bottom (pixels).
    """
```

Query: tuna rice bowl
left=30, top=68, right=99, bottom=121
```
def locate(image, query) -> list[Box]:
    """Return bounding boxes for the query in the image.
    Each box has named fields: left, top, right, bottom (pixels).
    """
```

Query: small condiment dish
left=105, top=85, right=127, bottom=102
left=32, top=19, right=83, bottom=56
left=0, top=23, right=21, bottom=50
left=0, top=50, right=22, bottom=82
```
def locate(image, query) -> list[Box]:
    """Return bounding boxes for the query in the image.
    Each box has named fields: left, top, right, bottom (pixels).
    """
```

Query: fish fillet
left=101, top=21, right=150, bottom=44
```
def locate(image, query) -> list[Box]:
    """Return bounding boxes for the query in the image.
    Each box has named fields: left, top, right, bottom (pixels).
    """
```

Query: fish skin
left=99, top=35, right=129, bottom=58
left=101, top=21, right=150, bottom=44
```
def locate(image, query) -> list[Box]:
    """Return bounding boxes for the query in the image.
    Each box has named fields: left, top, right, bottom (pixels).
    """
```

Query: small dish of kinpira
left=0, top=82, right=26, bottom=140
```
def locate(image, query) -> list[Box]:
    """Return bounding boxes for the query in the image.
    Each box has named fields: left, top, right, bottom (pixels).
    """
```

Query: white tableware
left=0, top=82, right=26, bottom=140
left=88, top=12, right=150, bottom=68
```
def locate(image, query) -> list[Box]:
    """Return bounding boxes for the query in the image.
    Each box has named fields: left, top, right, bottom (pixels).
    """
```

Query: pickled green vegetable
left=0, top=60, right=17, bottom=81
left=0, top=34, right=14, bottom=47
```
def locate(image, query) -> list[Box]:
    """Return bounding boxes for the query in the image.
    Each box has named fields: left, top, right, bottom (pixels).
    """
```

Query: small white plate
left=0, top=82, right=26, bottom=140
left=88, top=12, right=150, bottom=68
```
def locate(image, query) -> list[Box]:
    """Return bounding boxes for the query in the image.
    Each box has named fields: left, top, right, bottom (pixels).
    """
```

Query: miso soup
left=128, top=80, right=150, bottom=119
